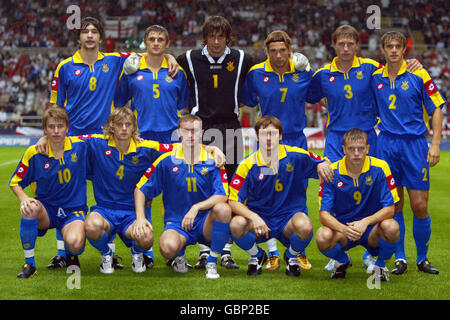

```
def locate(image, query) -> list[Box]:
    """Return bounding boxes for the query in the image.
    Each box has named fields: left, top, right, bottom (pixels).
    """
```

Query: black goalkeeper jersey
left=177, top=46, right=254, bottom=123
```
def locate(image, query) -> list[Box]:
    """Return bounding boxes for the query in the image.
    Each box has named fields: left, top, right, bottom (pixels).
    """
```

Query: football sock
left=375, top=237, right=396, bottom=268
left=221, top=237, right=233, bottom=255
left=413, top=215, right=431, bottom=264
left=144, top=247, right=154, bottom=258
left=232, top=231, right=257, bottom=254
left=87, top=230, right=111, bottom=256
left=56, top=229, right=66, bottom=258
left=322, top=242, right=349, bottom=264
left=198, top=243, right=210, bottom=256
left=265, top=238, right=280, bottom=257
left=207, top=221, right=230, bottom=264
left=131, top=241, right=147, bottom=254
left=286, top=232, right=313, bottom=259
left=20, top=217, right=38, bottom=267
left=393, top=211, right=407, bottom=261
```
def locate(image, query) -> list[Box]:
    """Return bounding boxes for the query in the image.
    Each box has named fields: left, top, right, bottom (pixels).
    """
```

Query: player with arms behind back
left=371, top=31, right=445, bottom=275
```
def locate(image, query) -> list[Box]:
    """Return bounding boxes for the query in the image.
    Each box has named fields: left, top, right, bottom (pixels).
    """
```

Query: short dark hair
left=144, top=25, right=169, bottom=43
left=202, top=16, right=232, bottom=45
left=332, top=25, right=359, bottom=44
left=77, top=17, right=104, bottom=41
left=255, top=115, right=283, bottom=136
left=381, top=31, right=407, bottom=49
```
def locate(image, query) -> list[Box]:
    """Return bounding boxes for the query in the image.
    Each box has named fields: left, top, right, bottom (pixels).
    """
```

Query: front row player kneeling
left=10, top=107, right=88, bottom=278
left=316, top=129, right=400, bottom=281
left=228, top=115, right=334, bottom=277
left=135, top=115, right=232, bottom=279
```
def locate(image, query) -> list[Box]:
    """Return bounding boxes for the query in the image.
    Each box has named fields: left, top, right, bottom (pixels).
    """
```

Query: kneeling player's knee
left=230, top=216, right=248, bottom=238
left=65, top=233, right=86, bottom=254
left=85, top=216, right=104, bottom=239
left=380, top=219, right=399, bottom=242
left=293, top=215, right=313, bottom=238
left=159, top=238, right=179, bottom=259
left=212, top=202, right=232, bottom=222
left=315, top=227, right=334, bottom=250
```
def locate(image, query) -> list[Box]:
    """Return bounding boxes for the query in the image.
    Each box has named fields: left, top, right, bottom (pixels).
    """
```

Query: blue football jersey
left=50, top=51, right=131, bottom=135
left=229, top=145, right=323, bottom=218
left=308, top=56, right=381, bottom=132
left=9, top=137, right=88, bottom=208
left=114, top=56, right=190, bottom=134
left=371, top=61, right=446, bottom=136
left=242, top=58, right=312, bottom=135
left=81, top=134, right=174, bottom=210
left=137, top=146, right=228, bottom=225
left=319, top=156, right=399, bottom=224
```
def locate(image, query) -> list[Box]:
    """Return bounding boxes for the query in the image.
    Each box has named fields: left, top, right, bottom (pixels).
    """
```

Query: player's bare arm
left=428, top=107, right=443, bottom=167
left=229, top=200, right=271, bottom=239
left=182, top=195, right=228, bottom=231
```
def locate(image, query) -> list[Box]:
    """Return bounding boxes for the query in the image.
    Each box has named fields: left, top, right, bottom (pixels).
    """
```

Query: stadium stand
left=0, top=0, right=448, bottom=137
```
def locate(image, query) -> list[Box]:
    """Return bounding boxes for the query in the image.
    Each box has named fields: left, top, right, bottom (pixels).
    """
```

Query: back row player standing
left=48, top=17, right=178, bottom=269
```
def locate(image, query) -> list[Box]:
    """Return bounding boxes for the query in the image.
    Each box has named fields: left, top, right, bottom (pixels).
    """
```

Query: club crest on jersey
left=74, top=69, right=82, bottom=76
left=365, top=175, right=373, bottom=186
left=291, top=74, right=299, bottom=82
left=71, top=153, right=78, bottom=163
left=201, top=167, right=209, bottom=176
left=102, top=64, right=109, bottom=73
left=165, top=75, right=173, bottom=83
left=356, top=71, right=364, bottom=80
left=401, top=81, right=409, bottom=91
left=329, top=76, right=335, bottom=82
left=226, top=61, right=235, bottom=72
left=132, top=156, right=139, bottom=164
left=286, top=162, right=294, bottom=172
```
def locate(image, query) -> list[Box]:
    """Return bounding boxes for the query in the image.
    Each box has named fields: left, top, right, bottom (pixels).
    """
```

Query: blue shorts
left=342, top=224, right=379, bottom=257
left=325, top=129, right=378, bottom=163
left=90, top=205, right=136, bottom=247
left=257, top=211, right=297, bottom=248
left=164, top=212, right=210, bottom=247
left=141, top=129, right=180, bottom=144
left=38, top=203, right=87, bottom=237
left=376, top=132, right=429, bottom=190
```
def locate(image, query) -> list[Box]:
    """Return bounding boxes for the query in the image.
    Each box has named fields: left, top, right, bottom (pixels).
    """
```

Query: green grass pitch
left=0, top=146, right=449, bottom=300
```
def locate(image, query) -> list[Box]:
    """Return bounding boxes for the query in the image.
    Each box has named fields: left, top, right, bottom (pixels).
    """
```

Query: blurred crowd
left=0, top=0, right=448, bottom=132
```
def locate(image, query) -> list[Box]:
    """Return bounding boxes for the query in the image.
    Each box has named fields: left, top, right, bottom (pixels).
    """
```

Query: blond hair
left=102, top=107, right=140, bottom=141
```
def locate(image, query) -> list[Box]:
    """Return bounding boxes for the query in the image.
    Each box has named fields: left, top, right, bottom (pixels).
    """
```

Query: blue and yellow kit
left=9, top=137, right=88, bottom=208
left=137, top=146, right=228, bottom=225
left=50, top=51, right=131, bottom=135
left=371, top=61, right=446, bottom=136
left=308, top=56, right=381, bottom=132
left=319, top=156, right=399, bottom=224
left=229, top=145, right=323, bottom=218
left=81, top=134, right=174, bottom=210
left=114, top=56, right=190, bottom=135
left=242, top=58, right=312, bottom=136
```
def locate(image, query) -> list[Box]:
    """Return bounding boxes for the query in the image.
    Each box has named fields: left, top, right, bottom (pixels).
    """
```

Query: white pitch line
left=0, top=159, right=19, bottom=167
